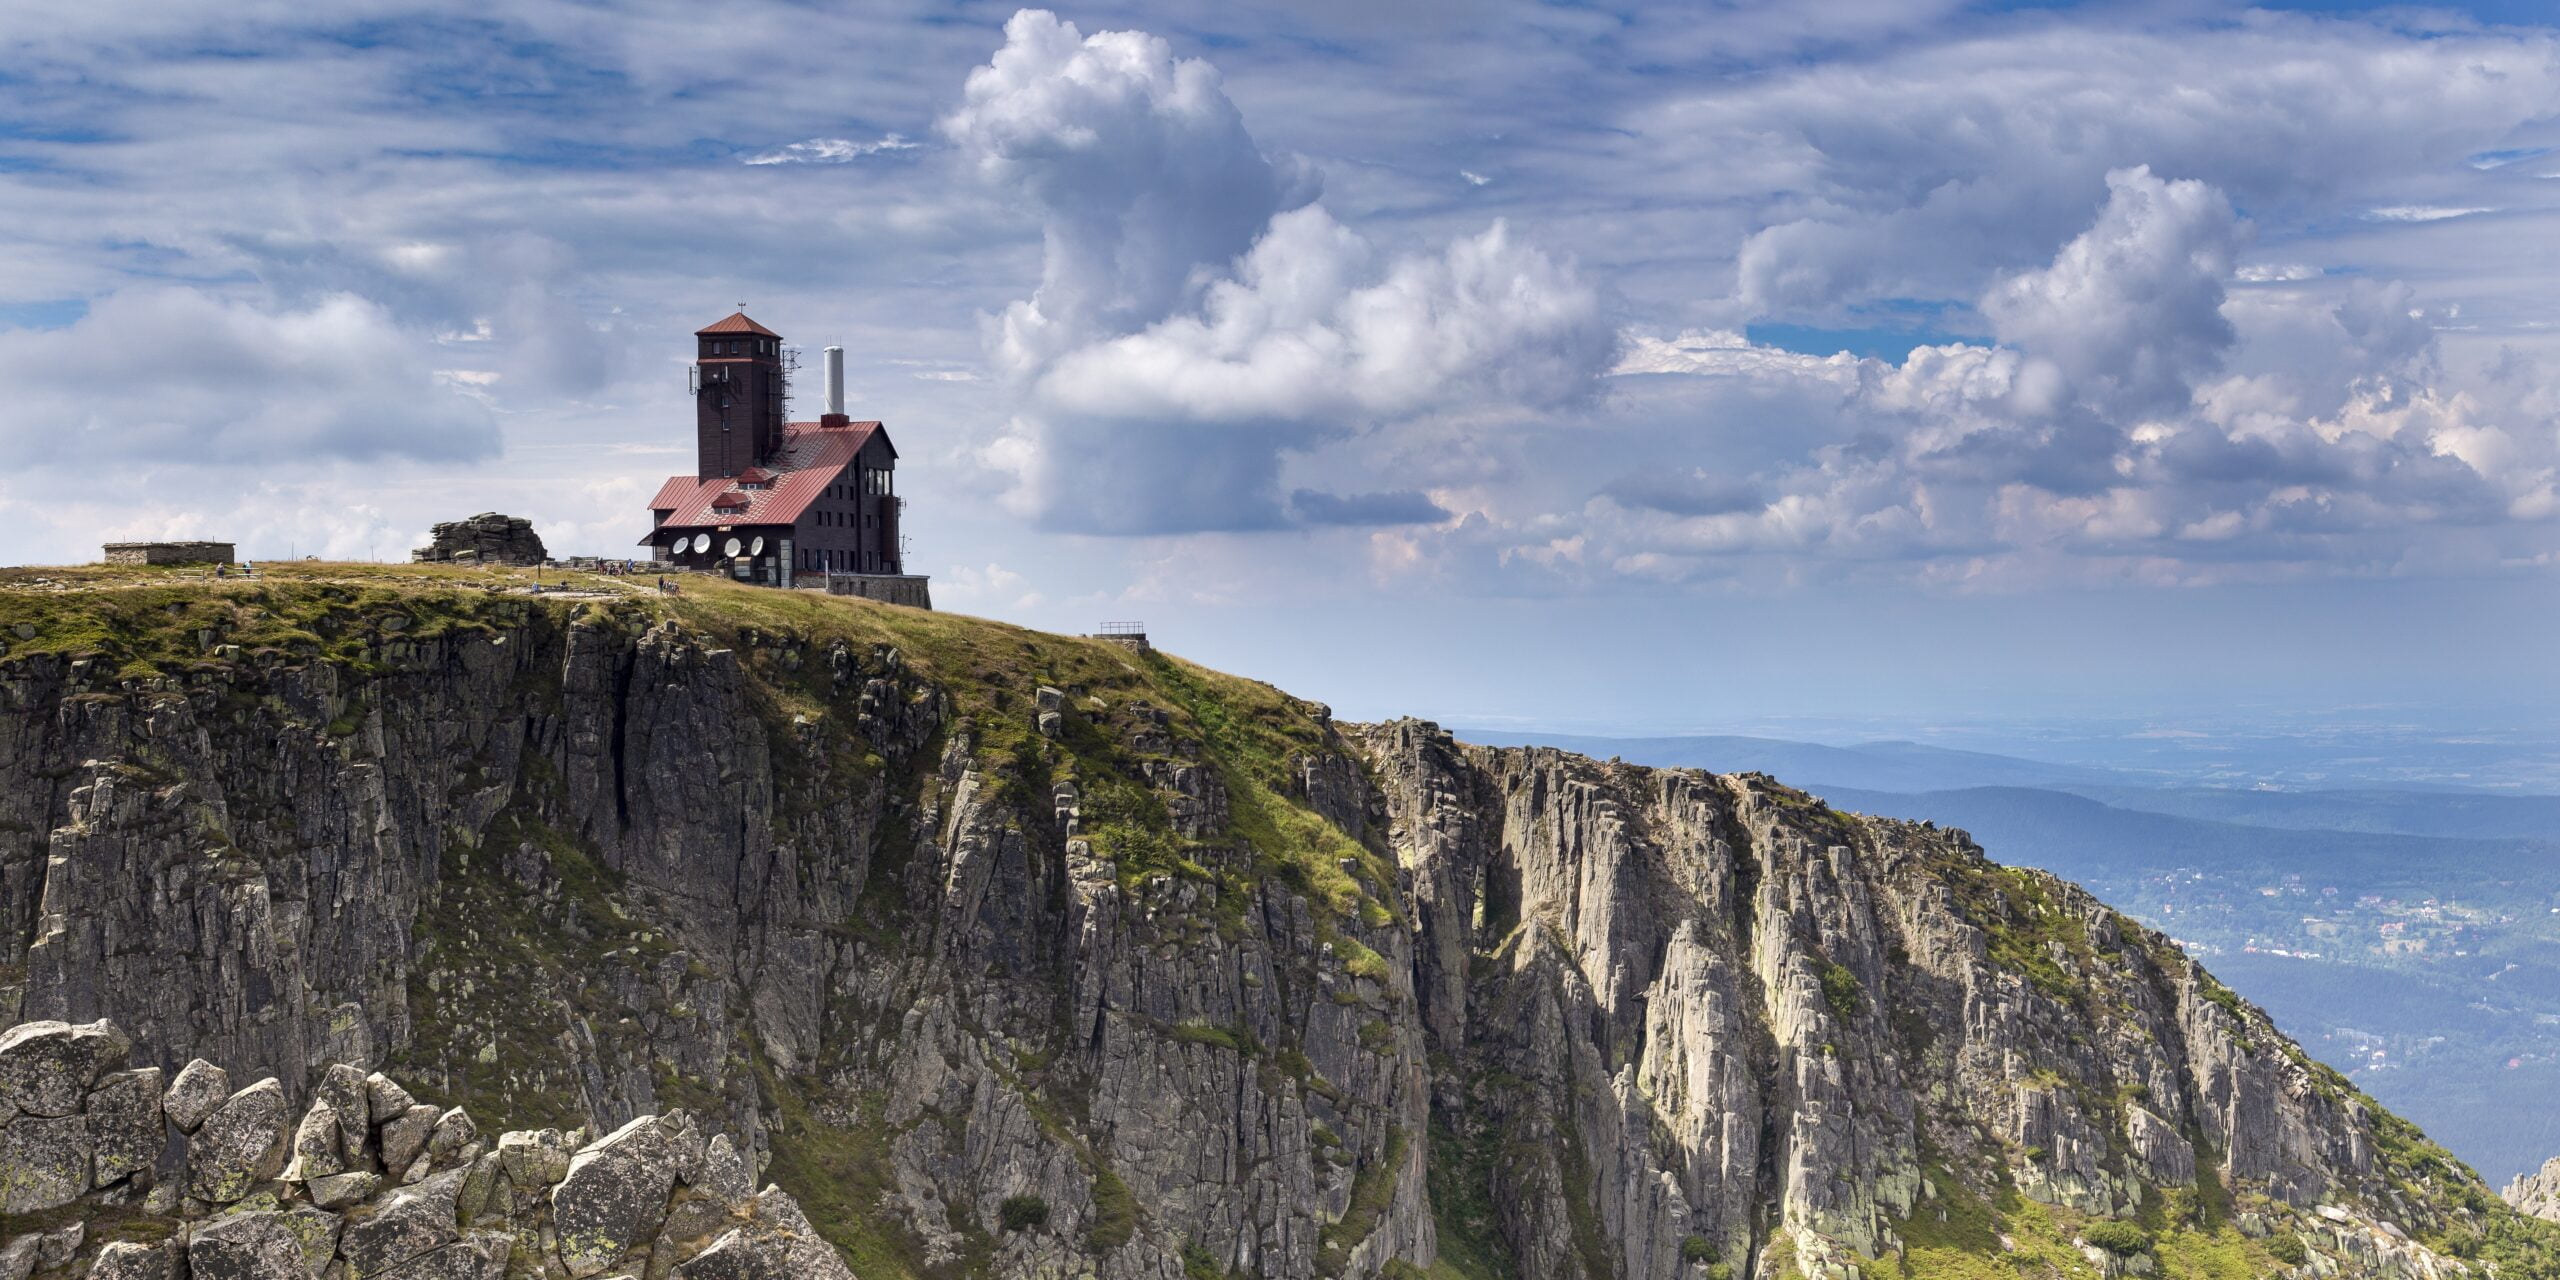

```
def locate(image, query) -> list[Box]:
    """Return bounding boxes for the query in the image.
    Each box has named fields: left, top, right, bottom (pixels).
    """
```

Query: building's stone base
left=102, top=541, right=234, bottom=566
left=824, top=573, right=932, bottom=609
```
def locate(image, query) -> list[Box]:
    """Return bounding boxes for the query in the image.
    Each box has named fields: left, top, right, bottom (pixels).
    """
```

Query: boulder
left=88, top=1241, right=174, bottom=1280
left=366, top=1072, right=419, bottom=1125
left=368, top=1234, right=509, bottom=1280
left=411, top=513, right=546, bottom=567
left=382, top=1102, right=443, bottom=1175
left=424, top=1106, right=478, bottom=1167
left=187, top=1078, right=290, bottom=1203
left=676, top=1196, right=852, bottom=1280
left=0, top=1113, right=92, bottom=1212
left=315, top=1063, right=373, bottom=1165
left=0, top=1236, right=31, bottom=1280
left=310, top=1169, right=382, bottom=1209
left=695, top=1134, right=753, bottom=1208
left=188, top=1210, right=305, bottom=1279
left=338, top=1167, right=465, bottom=1275
left=33, top=1222, right=81, bottom=1270
left=551, top=1116, right=687, bottom=1277
left=497, top=1127, right=571, bottom=1188
left=162, top=1059, right=230, bottom=1133
left=284, top=1098, right=349, bottom=1182
left=0, top=1019, right=128, bottom=1117
left=86, top=1066, right=165, bottom=1185
left=280, top=1203, right=344, bottom=1278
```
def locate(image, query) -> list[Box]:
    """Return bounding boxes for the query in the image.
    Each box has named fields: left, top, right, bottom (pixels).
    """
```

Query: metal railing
left=1098, top=621, right=1147, bottom=636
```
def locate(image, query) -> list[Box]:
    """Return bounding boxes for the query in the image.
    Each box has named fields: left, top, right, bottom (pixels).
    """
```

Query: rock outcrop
left=410, top=512, right=546, bottom=565
left=0, top=1016, right=848, bottom=1280
left=2509, top=1156, right=2560, bottom=1222
left=0, top=570, right=2548, bottom=1278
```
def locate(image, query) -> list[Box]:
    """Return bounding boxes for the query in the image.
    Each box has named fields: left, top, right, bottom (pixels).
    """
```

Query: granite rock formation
left=0, top=1017, right=846, bottom=1279
left=0, top=570, right=2548, bottom=1278
left=2510, top=1157, right=2560, bottom=1223
left=411, top=513, right=546, bottom=566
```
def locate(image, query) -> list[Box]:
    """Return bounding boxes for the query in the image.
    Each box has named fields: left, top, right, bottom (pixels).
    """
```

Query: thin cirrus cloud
left=743, top=135, right=921, bottom=165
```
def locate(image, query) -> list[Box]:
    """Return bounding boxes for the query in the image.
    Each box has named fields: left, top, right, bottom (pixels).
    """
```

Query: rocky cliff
left=2510, top=1159, right=2560, bottom=1225
left=0, top=563, right=2552, bottom=1280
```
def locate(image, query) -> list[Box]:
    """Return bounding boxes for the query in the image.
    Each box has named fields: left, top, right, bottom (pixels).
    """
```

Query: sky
left=2, top=0, right=2557, bottom=737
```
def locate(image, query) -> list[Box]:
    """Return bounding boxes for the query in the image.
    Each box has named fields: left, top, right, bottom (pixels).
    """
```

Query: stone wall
left=822, top=572, right=932, bottom=609
left=0, top=1016, right=851, bottom=1279
left=100, top=542, right=233, bottom=567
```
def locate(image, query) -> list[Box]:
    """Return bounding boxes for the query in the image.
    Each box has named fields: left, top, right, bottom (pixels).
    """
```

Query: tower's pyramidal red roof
left=696, top=311, right=779, bottom=338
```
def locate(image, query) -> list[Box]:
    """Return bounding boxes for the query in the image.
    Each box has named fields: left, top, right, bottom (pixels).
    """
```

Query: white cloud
left=744, top=135, right=920, bottom=165
left=2364, top=205, right=2494, bottom=223
left=949, top=10, right=1613, bottom=535
left=1981, top=166, right=2242, bottom=418
left=0, top=287, right=498, bottom=470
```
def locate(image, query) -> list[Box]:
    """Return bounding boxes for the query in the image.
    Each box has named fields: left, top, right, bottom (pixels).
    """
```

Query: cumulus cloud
left=1672, top=19, right=2560, bottom=320
left=947, top=10, right=1614, bottom=535
left=1981, top=167, right=2242, bottom=418
left=0, top=287, right=498, bottom=469
left=944, top=10, right=1322, bottom=376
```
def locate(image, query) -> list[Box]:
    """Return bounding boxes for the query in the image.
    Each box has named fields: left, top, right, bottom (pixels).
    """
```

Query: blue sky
left=2, top=0, right=2557, bottom=735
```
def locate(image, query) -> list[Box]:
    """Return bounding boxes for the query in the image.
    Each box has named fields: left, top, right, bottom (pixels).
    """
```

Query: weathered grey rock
left=457, top=1151, right=504, bottom=1226
left=0, top=1235, right=32, bottom=1280
left=33, top=1222, right=81, bottom=1270
left=88, top=1241, right=174, bottom=1280
left=337, top=1168, right=465, bottom=1275
left=411, top=513, right=545, bottom=566
left=315, top=1064, right=373, bottom=1166
left=187, top=1078, right=290, bottom=1203
left=498, top=1128, right=571, bottom=1188
left=675, top=1195, right=852, bottom=1280
left=551, top=1116, right=686, bottom=1277
left=280, top=1203, right=344, bottom=1278
left=0, top=1113, right=91, bottom=1212
left=2507, top=1155, right=2560, bottom=1222
left=310, top=1169, right=381, bottom=1209
left=366, top=1072, right=418, bottom=1125
left=424, top=1106, right=478, bottom=1167
left=86, top=1066, right=164, bottom=1184
left=285, top=1098, right=350, bottom=1182
left=382, top=1102, right=443, bottom=1175
left=162, top=1059, right=230, bottom=1133
left=658, top=1193, right=728, bottom=1246
left=695, top=1134, right=752, bottom=1207
left=0, top=1018, right=128, bottom=1117
left=187, top=1210, right=306, bottom=1279
left=369, top=1235, right=509, bottom=1280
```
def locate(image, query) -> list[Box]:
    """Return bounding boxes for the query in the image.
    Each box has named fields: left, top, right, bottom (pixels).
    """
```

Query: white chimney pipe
left=824, top=345, right=845, bottom=416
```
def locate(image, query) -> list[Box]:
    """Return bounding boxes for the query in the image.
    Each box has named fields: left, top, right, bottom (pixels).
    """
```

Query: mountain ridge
left=0, top=562, right=2551, bottom=1278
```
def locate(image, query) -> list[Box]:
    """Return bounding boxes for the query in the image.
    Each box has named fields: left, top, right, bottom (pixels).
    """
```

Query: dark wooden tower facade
left=693, top=313, right=786, bottom=479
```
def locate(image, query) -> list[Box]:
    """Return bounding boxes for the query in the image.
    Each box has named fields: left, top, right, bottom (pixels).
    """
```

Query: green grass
left=1817, top=958, right=1863, bottom=1021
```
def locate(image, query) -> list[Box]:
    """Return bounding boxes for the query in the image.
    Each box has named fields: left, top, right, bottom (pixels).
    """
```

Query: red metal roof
left=643, top=420, right=886, bottom=538
left=710, top=489, right=751, bottom=510
left=647, top=475, right=696, bottom=511
left=735, top=466, right=774, bottom=484
left=696, top=312, right=779, bottom=337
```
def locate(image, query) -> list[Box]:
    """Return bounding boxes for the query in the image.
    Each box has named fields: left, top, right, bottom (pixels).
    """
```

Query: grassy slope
left=5, top=563, right=2556, bottom=1278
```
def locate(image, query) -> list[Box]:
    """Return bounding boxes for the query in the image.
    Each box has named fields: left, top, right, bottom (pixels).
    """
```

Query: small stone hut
left=103, top=541, right=234, bottom=567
